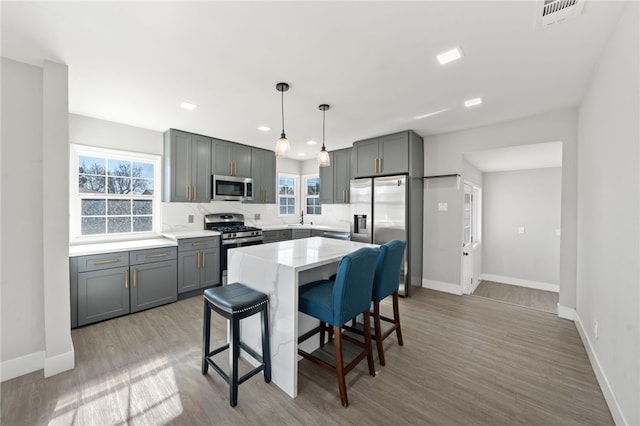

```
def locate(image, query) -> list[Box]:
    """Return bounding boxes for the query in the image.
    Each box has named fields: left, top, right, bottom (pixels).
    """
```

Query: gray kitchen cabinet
left=292, top=229, right=311, bottom=240
left=129, top=247, right=178, bottom=313
left=248, top=147, right=276, bottom=204
left=77, top=265, right=130, bottom=326
left=320, top=148, right=351, bottom=204
left=311, top=230, right=325, bottom=237
left=262, top=229, right=293, bottom=243
left=177, top=236, right=220, bottom=293
left=163, top=129, right=211, bottom=202
left=351, top=130, right=423, bottom=178
left=212, top=138, right=252, bottom=177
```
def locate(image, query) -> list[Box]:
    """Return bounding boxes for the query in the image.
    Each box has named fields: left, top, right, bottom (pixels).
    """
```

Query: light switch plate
left=438, top=202, right=448, bottom=211
left=518, top=226, right=526, bottom=234
left=254, top=213, right=261, bottom=220
left=188, top=215, right=194, bottom=223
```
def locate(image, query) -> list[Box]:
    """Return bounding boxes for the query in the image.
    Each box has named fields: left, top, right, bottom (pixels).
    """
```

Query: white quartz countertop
left=260, top=224, right=350, bottom=232
left=69, top=238, right=178, bottom=257
left=161, top=230, right=221, bottom=240
left=228, top=236, right=376, bottom=272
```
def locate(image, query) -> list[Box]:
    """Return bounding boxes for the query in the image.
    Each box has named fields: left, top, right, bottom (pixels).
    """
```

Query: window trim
left=70, top=144, right=162, bottom=243
left=277, top=172, right=299, bottom=217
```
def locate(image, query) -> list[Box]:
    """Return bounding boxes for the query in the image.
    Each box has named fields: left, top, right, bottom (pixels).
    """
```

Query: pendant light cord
left=281, top=90, right=285, bottom=135
left=322, top=109, right=326, bottom=148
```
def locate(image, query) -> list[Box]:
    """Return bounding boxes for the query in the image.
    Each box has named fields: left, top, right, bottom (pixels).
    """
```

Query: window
left=303, top=175, right=322, bottom=215
left=70, top=145, right=160, bottom=240
left=278, top=174, right=298, bottom=216
left=463, top=182, right=482, bottom=247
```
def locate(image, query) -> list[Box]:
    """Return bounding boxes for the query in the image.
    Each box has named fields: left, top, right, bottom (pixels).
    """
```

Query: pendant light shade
left=274, top=82, right=290, bottom=157
left=317, top=104, right=331, bottom=167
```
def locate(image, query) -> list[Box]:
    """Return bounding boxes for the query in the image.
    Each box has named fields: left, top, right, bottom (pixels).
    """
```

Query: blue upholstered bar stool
left=202, top=283, right=271, bottom=407
left=298, top=246, right=380, bottom=407
left=371, top=240, right=407, bottom=366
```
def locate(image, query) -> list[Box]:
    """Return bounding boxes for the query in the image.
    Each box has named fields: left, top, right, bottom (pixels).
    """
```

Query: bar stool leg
left=202, top=300, right=211, bottom=375
left=230, top=317, right=240, bottom=407
left=261, top=304, right=272, bottom=383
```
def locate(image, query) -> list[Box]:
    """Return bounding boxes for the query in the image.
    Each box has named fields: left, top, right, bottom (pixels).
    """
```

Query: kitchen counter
left=227, top=237, right=377, bottom=398
left=161, top=230, right=221, bottom=240
left=260, top=224, right=350, bottom=232
left=69, top=237, right=178, bottom=257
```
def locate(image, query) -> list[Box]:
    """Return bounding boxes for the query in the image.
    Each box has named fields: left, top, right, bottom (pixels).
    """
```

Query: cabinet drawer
left=130, top=246, right=177, bottom=265
left=178, top=237, right=220, bottom=252
left=77, top=252, right=130, bottom=273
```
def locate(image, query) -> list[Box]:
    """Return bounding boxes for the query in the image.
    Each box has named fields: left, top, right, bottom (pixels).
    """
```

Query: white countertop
left=161, top=230, right=221, bottom=240
left=260, top=224, right=350, bottom=232
left=228, top=236, right=376, bottom=272
left=69, top=238, right=178, bottom=257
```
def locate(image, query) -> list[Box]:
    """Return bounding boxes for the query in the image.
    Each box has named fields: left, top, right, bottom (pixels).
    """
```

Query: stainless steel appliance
left=350, top=175, right=423, bottom=296
left=211, top=175, right=253, bottom=201
left=204, top=213, right=263, bottom=284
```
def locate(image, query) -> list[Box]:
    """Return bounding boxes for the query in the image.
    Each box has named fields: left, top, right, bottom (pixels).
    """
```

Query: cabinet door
left=178, top=251, right=200, bottom=294
left=292, top=229, right=311, bottom=240
left=319, top=152, right=334, bottom=204
left=333, top=149, right=351, bottom=204
left=379, top=132, right=409, bottom=175
left=130, top=260, right=178, bottom=313
left=192, top=134, right=212, bottom=202
left=261, top=150, right=276, bottom=203
left=212, top=139, right=233, bottom=175
left=78, top=266, right=130, bottom=326
left=352, top=138, right=379, bottom=178
left=165, top=130, right=192, bottom=202
left=201, top=247, right=221, bottom=288
left=233, top=144, right=252, bottom=178
left=262, top=230, right=279, bottom=244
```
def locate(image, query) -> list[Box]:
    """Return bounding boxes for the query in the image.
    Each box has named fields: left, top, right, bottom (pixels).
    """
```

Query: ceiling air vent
left=537, top=0, right=585, bottom=27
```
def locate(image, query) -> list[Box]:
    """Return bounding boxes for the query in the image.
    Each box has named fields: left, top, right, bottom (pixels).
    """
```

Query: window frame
left=302, top=174, right=322, bottom=215
left=277, top=173, right=299, bottom=217
left=69, top=144, right=162, bottom=243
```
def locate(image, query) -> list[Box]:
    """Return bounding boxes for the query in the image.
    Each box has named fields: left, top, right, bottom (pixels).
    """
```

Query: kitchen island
left=227, top=237, right=377, bottom=398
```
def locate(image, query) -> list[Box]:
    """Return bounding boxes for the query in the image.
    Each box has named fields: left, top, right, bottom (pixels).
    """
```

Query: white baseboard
left=45, top=349, right=75, bottom=378
left=422, top=279, right=463, bottom=295
left=574, top=312, right=627, bottom=426
left=557, top=304, right=575, bottom=320
left=1, top=351, right=45, bottom=382
left=479, top=274, right=559, bottom=293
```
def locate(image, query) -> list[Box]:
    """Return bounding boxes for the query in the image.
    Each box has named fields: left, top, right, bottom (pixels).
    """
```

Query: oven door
left=220, top=239, right=263, bottom=285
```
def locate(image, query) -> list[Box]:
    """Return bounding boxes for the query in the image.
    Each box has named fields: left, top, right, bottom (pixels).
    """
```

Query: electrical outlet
left=593, top=320, right=598, bottom=340
left=188, top=215, right=194, bottom=223
left=254, top=213, right=261, bottom=220
left=518, top=226, right=526, bottom=234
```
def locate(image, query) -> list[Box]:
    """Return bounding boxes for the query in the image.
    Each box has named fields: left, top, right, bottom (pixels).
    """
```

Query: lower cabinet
left=72, top=247, right=178, bottom=327
left=177, top=236, right=220, bottom=294
left=262, top=229, right=293, bottom=243
left=292, top=229, right=311, bottom=240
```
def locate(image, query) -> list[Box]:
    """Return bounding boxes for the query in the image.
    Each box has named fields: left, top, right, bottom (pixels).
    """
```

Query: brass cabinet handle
left=133, top=269, right=137, bottom=288
left=192, top=241, right=209, bottom=246
left=194, top=184, right=197, bottom=200
left=187, top=185, right=192, bottom=201
left=202, top=250, right=205, bottom=268
left=379, top=158, right=383, bottom=173
left=124, top=270, right=128, bottom=289
left=196, top=251, right=200, bottom=269
left=92, top=258, right=119, bottom=265
left=146, top=253, right=168, bottom=258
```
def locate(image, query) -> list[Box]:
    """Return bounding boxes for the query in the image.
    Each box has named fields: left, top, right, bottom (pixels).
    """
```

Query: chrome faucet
left=300, top=209, right=304, bottom=225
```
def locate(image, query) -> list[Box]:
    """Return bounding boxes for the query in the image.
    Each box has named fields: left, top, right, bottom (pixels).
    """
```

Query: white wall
left=575, top=2, right=639, bottom=425
left=482, top=168, right=561, bottom=290
left=423, top=109, right=577, bottom=311
left=1, top=58, right=74, bottom=381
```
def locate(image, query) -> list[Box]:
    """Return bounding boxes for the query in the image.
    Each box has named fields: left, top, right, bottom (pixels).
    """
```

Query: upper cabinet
left=320, top=148, right=351, bottom=204
left=351, top=130, right=423, bottom=178
left=249, top=147, right=276, bottom=204
left=163, top=129, right=211, bottom=202
left=211, top=138, right=251, bottom=178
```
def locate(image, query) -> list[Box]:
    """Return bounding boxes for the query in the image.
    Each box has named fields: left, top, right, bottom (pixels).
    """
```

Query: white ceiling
left=1, top=1, right=626, bottom=160
left=464, top=141, right=563, bottom=172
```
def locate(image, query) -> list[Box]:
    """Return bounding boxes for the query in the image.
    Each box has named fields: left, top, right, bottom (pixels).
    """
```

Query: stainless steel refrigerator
left=350, top=175, right=423, bottom=296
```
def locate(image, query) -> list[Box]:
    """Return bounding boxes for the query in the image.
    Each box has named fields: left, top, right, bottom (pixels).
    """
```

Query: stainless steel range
left=204, top=213, right=263, bottom=284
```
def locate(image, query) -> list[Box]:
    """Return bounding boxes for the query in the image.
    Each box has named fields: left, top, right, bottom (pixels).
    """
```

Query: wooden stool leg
left=373, top=302, right=385, bottom=366
left=202, top=300, right=211, bottom=375
left=393, top=292, right=403, bottom=346
left=261, top=304, right=271, bottom=383
left=333, top=326, right=348, bottom=407
left=230, top=317, right=240, bottom=407
left=363, top=311, right=376, bottom=375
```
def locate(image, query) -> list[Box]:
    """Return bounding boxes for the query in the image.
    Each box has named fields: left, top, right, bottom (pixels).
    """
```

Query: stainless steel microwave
left=211, top=175, right=253, bottom=201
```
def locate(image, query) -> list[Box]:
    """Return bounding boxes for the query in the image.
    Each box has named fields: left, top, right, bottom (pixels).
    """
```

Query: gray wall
left=576, top=2, right=639, bottom=424
left=482, top=168, right=561, bottom=288
left=422, top=108, right=577, bottom=308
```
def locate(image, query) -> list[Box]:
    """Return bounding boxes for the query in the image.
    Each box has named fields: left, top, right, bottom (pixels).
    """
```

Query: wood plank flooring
left=1, top=288, right=612, bottom=425
left=472, top=280, right=559, bottom=314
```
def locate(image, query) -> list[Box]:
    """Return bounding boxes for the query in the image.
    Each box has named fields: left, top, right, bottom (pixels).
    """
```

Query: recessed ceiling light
left=306, top=140, right=318, bottom=145
left=179, top=101, right=198, bottom=111
left=297, top=153, right=306, bottom=157
left=437, top=47, right=463, bottom=65
left=258, top=126, right=271, bottom=132
left=464, top=97, right=483, bottom=107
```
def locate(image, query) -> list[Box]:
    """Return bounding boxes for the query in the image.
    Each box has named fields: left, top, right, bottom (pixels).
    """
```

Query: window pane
left=108, top=176, right=131, bottom=194
left=131, top=178, right=153, bottom=195
left=81, top=199, right=105, bottom=216
left=108, top=159, right=131, bottom=177
left=286, top=206, right=295, bottom=215
left=307, top=178, right=320, bottom=195
left=286, top=197, right=295, bottom=206
left=81, top=217, right=105, bottom=235
left=133, top=216, right=152, bottom=232
left=79, top=156, right=105, bottom=175
left=133, top=162, right=154, bottom=179
left=107, top=199, right=131, bottom=215
left=108, top=217, right=131, bottom=233
left=279, top=206, right=287, bottom=215
left=79, top=175, right=106, bottom=193
left=132, top=200, right=152, bottom=215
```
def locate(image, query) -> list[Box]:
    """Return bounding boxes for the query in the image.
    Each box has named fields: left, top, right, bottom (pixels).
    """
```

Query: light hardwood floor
left=1, top=288, right=612, bottom=425
left=472, top=280, right=559, bottom=314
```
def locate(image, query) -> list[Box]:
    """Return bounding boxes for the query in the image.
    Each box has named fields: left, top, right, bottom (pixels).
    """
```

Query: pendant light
left=317, top=104, right=331, bottom=167
left=274, top=82, right=290, bottom=157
